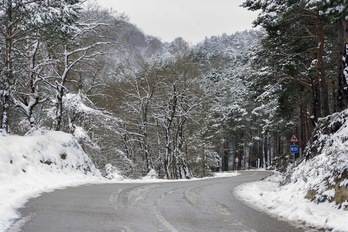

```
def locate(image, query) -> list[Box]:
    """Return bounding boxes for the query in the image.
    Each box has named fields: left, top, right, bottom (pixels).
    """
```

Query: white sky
left=92, top=0, right=258, bottom=44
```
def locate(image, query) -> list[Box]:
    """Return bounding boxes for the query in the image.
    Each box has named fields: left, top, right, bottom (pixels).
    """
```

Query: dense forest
left=1, top=0, right=348, bottom=179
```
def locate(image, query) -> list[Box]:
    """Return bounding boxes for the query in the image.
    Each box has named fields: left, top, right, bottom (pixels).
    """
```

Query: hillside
left=235, top=109, right=348, bottom=231
left=0, top=131, right=108, bottom=230
left=303, top=109, right=348, bottom=209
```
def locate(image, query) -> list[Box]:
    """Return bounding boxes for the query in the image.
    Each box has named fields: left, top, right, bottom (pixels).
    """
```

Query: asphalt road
left=11, top=171, right=310, bottom=232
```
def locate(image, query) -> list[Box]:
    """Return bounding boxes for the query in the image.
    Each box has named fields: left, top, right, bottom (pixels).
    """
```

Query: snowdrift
left=235, top=109, right=348, bottom=231
left=303, top=109, right=348, bottom=209
left=0, top=130, right=99, bottom=176
left=0, top=130, right=103, bottom=231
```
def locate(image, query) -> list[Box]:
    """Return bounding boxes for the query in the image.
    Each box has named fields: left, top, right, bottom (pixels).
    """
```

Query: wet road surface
left=11, top=171, right=310, bottom=232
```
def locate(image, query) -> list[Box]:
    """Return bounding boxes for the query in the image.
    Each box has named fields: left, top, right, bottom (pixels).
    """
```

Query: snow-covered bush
left=63, top=93, right=132, bottom=176
left=104, top=163, right=124, bottom=180
left=142, top=169, right=159, bottom=180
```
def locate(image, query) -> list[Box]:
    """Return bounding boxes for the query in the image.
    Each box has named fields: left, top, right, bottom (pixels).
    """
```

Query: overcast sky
left=93, top=0, right=258, bottom=44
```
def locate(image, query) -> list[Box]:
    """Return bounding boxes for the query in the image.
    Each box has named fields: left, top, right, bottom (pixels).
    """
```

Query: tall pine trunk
left=316, top=13, right=330, bottom=117
left=337, top=19, right=348, bottom=111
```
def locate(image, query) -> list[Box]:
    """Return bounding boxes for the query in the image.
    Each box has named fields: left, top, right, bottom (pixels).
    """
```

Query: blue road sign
left=290, top=145, right=299, bottom=153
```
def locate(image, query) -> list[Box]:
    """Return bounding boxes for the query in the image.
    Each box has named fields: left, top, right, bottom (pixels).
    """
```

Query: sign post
left=289, top=133, right=299, bottom=164
left=290, top=133, right=299, bottom=143
left=290, top=145, right=299, bottom=153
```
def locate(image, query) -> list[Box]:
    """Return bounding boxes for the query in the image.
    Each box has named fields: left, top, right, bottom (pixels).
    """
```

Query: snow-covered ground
left=235, top=172, right=348, bottom=232
left=234, top=110, right=348, bottom=232
left=0, top=131, right=239, bottom=232
left=1, top=129, right=347, bottom=232
left=0, top=131, right=108, bottom=231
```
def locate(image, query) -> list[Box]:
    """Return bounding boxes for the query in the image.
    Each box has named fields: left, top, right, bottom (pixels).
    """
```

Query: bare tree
left=117, top=65, right=163, bottom=174
left=0, top=0, right=83, bottom=133
left=152, top=58, right=204, bottom=179
left=11, top=40, right=52, bottom=129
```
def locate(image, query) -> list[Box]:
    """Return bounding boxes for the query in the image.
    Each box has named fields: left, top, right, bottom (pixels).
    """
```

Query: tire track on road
left=155, top=189, right=179, bottom=232
left=184, top=179, right=246, bottom=229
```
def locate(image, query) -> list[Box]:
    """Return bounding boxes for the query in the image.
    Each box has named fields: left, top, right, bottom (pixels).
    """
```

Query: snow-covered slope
left=235, top=171, right=348, bottom=231
left=235, top=109, right=348, bottom=232
left=1, top=109, right=347, bottom=231
left=0, top=129, right=239, bottom=232
left=0, top=131, right=104, bottom=231
left=303, top=109, right=348, bottom=208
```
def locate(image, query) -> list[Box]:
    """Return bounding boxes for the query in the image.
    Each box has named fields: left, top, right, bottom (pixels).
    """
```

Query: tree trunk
left=222, top=136, right=229, bottom=171
left=316, top=13, right=330, bottom=117
left=163, top=84, right=177, bottom=179
left=176, top=117, right=191, bottom=179
left=143, top=104, right=150, bottom=172
left=299, top=104, right=310, bottom=152
left=311, top=74, right=321, bottom=125
left=1, top=0, right=13, bottom=133
left=243, top=116, right=252, bottom=169
left=262, top=132, right=268, bottom=168
left=1, top=95, right=10, bottom=133
left=55, top=86, right=64, bottom=131
left=337, top=19, right=348, bottom=111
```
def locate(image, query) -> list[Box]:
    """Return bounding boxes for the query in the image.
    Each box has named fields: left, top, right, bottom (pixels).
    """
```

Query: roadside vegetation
left=0, top=0, right=346, bottom=210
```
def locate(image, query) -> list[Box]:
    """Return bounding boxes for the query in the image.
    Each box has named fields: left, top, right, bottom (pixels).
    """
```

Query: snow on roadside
left=213, top=171, right=241, bottom=178
left=0, top=131, right=240, bottom=232
left=236, top=110, right=348, bottom=232
left=234, top=171, right=348, bottom=232
left=0, top=131, right=108, bottom=232
left=2, top=126, right=346, bottom=232
left=138, top=169, right=240, bottom=182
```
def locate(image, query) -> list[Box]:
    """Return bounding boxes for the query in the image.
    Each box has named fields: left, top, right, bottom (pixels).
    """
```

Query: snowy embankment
left=0, top=131, right=107, bottom=231
left=0, top=130, right=239, bottom=232
left=235, top=172, right=348, bottom=231
left=235, top=110, right=348, bottom=232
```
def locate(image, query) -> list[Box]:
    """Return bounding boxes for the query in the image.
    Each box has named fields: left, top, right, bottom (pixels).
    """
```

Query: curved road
left=12, top=171, right=308, bottom=232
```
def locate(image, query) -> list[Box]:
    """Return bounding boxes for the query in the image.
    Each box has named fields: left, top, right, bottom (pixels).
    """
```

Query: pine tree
left=309, top=0, right=348, bottom=110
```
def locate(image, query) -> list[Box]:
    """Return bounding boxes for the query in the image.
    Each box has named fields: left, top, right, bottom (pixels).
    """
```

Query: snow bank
left=303, top=110, right=348, bottom=208
left=235, top=109, right=348, bottom=232
left=235, top=172, right=348, bottom=231
left=0, top=131, right=105, bottom=231
left=0, top=130, right=240, bottom=232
